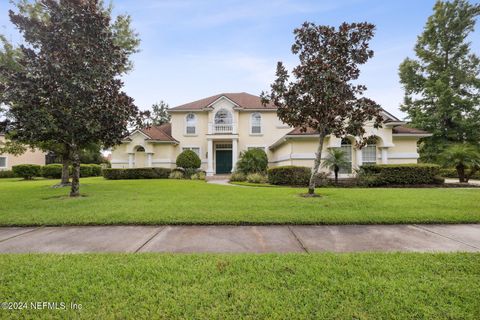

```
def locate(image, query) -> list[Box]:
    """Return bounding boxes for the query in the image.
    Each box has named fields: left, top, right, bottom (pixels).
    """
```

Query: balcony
left=208, top=123, right=237, bottom=134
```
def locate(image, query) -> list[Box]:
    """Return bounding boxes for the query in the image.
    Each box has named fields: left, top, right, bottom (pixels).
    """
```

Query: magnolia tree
left=0, top=0, right=143, bottom=196
left=262, top=22, right=383, bottom=195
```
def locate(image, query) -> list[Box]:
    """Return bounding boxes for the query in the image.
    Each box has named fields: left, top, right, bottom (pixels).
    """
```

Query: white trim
left=206, top=96, right=240, bottom=109
left=128, top=130, right=151, bottom=139
left=250, top=112, right=262, bottom=135
left=185, top=113, right=197, bottom=135
left=393, top=133, right=432, bottom=137
left=182, top=145, right=202, bottom=157
left=0, top=156, right=8, bottom=169
left=152, top=159, right=176, bottom=164
left=246, top=145, right=267, bottom=152
left=387, top=152, right=419, bottom=159
left=111, top=160, right=129, bottom=164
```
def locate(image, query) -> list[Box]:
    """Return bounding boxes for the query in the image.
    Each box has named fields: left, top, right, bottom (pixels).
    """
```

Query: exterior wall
left=388, top=137, right=419, bottom=164
left=0, top=135, right=46, bottom=170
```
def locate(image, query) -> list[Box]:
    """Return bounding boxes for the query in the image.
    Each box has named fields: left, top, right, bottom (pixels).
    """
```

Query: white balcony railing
left=208, top=123, right=237, bottom=134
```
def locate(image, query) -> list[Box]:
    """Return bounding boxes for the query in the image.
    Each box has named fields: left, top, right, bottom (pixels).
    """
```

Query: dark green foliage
left=41, top=164, right=63, bottom=179
left=268, top=166, right=311, bottom=186
left=358, top=164, right=443, bottom=186
left=439, top=144, right=480, bottom=182
left=399, top=0, right=480, bottom=162
left=0, top=170, right=15, bottom=178
left=80, top=164, right=102, bottom=177
left=176, top=150, right=201, bottom=169
left=236, top=149, right=268, bottom=174
left=12, top=164, right=41, bottom=180
left=440, top=168, right=480, bottom=180
left=103, top=168, right=171, bottom=180
left=184, top=168, right=198, bottom=179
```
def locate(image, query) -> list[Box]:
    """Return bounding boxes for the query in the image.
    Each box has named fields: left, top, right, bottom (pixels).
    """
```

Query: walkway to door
left=0, top=224, right=479, bottom=253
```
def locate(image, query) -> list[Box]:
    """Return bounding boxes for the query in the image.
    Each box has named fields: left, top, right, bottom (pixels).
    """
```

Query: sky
left=1, top=0, right=479, bottom=119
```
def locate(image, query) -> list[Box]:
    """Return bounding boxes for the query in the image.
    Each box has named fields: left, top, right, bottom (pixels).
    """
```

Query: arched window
left=339, top=138, right=352, bottom=174
left=185, top=113, right=196, bottom=134
left=251, top=113, right=262, bottom=134
left=362, top=138, right=377, bottom=165
left=214, top=109, right=232, bottom=125
left=135, top=146, right=145, bottom=152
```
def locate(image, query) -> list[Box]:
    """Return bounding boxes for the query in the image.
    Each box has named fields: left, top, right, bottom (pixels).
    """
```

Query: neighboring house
left=0, top=134, right=46, bottom=170
left=111, top=92, right=431, bottom=176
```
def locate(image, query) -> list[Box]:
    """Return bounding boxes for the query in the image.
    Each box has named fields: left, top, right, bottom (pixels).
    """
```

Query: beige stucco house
left=0, top=134, right=46, bottom=170
left=111, top=92, right=431, bottom=176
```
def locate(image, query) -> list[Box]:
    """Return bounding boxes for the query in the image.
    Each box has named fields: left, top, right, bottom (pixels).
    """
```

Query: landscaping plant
left=11, top=164, right=41, bottom=180
left=236, top=149, right=268, bottom=175
left=440, top=144, right=480, bottom=183
left=262, top=21, right=382, bottom=195
left=321, top=148, right=349, bottom=184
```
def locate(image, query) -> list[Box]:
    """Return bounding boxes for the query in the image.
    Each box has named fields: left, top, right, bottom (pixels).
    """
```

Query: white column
left=207, top=139, right=214, bottom=176
left=147, top=153, right=153, bottom=167
left=128, top=153, right=134, bottom=168
left=381, top=148, right=388, bottom=164
left=232, top=138, right=238, bottom=173
left=355, top=148, right=363, bottom=169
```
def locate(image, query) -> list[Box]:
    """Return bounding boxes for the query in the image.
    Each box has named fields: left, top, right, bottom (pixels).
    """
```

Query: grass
left=0, top=253, right=479, bottom=319
left=0, top=177, right=479, bottom=225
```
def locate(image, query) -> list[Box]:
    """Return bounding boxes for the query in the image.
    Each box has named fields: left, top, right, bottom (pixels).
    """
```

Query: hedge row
left=359, top=164, right=443, bottom=186
left=439, top=168, right=480, bottom=180
left=267, top=166, right=311, bottom=186
left=103, top=168, right=172, bottom=180
left=0, top=170, right=15, bottom=178
left=10, top=164, right=102, bottom=180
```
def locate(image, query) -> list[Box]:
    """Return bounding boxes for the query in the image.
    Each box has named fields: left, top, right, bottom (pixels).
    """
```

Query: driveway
left=0, top=224, right=479, bottom=253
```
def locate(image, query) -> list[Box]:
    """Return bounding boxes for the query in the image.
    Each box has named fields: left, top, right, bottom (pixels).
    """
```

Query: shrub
left=88, top=164, right=102, bottom=177
left=184, top=168, right=197, bottom=179
left=236, top=149, right=268, bottom=174
left=176, top=150, right=201, bottom=169
left=268, top=166, right=311, bottom=186
left=169, top=171, right=184, bottom=179
left=358, top=164, right=442, bottom=186
left=0, top=170, right=15, bottom=178
left=246, top=173, right=268, bottom=184
left=230, top=172, right=246, bottom=182
left=41, top=164, right=63, bottom=179
left=191, top=172, right=206, bottom=180
left=12, top=164, right=42, bottom=180
left=103, top=168, right=171, bottom=180
left=440, top=168, right=480, bottom=180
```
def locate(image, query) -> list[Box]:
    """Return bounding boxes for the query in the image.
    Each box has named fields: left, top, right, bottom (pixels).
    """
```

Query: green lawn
left=0, top=177, right=479, bottom=225
left=0, top=253, right=479, bottom=319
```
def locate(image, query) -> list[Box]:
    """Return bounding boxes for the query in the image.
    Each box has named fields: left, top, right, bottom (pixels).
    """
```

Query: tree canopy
left=399, top=0, right=480, bottom=162
left=262, top=21, right=382, bottom=195
left=0, top=0, right=143, bottom=196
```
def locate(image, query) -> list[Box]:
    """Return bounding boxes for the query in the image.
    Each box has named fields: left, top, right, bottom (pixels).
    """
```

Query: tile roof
left=287, top=125, right=430, bottom=136
left=392, top=125, right=430, bottom=135
left=170, top=92, right=276, bottom=110
left=138, top=123, right=178, bottom=142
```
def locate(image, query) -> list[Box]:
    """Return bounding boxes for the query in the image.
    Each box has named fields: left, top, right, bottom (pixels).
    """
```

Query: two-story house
left=111, top=92, right=431, bottom=176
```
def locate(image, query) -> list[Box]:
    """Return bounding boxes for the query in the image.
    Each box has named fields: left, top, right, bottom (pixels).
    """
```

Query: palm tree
left=321, top=148, right=349, bottom=184
left=440, top=144, right=480, bottom=183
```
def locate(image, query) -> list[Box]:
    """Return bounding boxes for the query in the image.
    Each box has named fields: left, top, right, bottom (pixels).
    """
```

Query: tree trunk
left=334, top=166, right=339, bottom=184
left=60, top=153, right=70, bottom=186
left=456, top=164, right=465, bottom=183
left=308, top=132, right=326, bottom=195
left=70, top=147, right=81, bottom=197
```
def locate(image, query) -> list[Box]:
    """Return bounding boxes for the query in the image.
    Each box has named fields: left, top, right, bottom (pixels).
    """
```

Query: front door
left=216, top=150, right=232, bottom=174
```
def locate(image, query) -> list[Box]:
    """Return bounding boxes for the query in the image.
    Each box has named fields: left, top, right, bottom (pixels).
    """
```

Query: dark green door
left=216, top=150, right=232, bottom=174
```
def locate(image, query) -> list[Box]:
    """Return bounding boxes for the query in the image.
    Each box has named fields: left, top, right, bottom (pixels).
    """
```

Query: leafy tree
left=262, top=22, right=383, bottom=195
left=399, top=0, right=480, bottom=162
left=321, top=148, right=349, bottom=184
left=440, top=144, right=480, bottom=183
left=176, top=150, right=201, bottom=169
left=236, top=148, right=268, bottom=175
left=0, top=0, right=143, bottom=197
left=146, top=101, right=171, bottom=126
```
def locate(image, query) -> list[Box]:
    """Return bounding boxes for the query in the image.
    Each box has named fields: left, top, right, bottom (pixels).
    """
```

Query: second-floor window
left=251, top=113, right=262, bottom=134
left=185, top=113, right=196, bottom=134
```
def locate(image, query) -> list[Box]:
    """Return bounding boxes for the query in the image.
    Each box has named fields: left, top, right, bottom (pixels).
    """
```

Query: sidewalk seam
left=0, top=227, right=43, bottom=244
left=412, top=224, right=480, bottom=250
left=134, top=227, right=165, bottom=253
left=288, top=226, right=309, bottom=253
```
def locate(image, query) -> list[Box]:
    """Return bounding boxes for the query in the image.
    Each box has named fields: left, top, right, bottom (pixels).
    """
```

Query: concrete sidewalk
left=0, top=224, right=479, bottom=253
